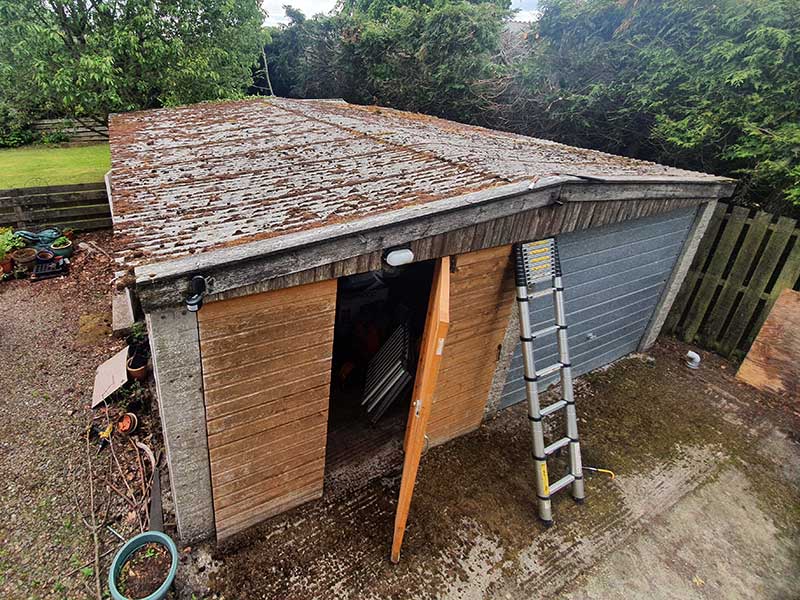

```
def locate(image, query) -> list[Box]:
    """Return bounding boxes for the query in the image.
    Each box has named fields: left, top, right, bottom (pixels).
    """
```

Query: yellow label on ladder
left=540, top=463, right=550, bottom=495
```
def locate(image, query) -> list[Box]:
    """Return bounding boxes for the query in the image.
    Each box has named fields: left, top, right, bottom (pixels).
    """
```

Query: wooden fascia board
left=133, top=176, right=736, bottom=311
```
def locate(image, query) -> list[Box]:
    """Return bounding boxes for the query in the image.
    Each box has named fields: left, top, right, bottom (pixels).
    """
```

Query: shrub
left=0, top=102, right=35, bottom=148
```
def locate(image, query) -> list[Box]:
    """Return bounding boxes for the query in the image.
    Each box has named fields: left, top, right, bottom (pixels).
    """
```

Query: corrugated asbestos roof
left=108, top=97, right=719, bottom=268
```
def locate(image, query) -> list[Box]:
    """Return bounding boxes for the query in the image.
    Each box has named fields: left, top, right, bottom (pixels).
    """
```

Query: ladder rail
left=553, top=272, right=585, bottom=503
left=514, top=244, right=553, bottom=524
left=514, top=239, right=586, bottom=526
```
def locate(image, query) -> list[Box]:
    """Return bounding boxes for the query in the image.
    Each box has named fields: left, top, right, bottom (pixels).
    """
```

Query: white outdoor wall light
left=384, top=248, right=415, bottom=267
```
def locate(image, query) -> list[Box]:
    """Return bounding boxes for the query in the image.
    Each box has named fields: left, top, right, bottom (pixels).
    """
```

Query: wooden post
left=391, top=257, right=450, bottom=563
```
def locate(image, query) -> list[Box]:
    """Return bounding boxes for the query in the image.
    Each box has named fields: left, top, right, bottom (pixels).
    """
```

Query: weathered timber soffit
left=132, top=175, right=736, bottom=311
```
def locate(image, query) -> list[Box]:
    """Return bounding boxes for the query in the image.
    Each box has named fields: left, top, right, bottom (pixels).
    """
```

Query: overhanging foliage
left=265, top=0, right=799, bottom=214
left=0, top=0, right=267, bottom=133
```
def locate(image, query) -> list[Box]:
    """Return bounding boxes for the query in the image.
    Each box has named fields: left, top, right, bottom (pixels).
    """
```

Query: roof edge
left=133, top=175, right=735, bottom=311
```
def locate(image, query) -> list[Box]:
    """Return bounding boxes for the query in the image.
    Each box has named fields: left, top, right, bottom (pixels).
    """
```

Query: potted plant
left=127, top=352, right=148, bottom=381
left=11, top=247, right=36, bottom=271
left=50, top=235, right=74, bottom=258
left=0, top=250, right=11, bottom=275
left=127, top=322, right=150, bottom=381
left=36, top=249, right=55, bottom=264
left=0, top=227, right=23, bottom=274
left=109, top=531, right=178, bottom=600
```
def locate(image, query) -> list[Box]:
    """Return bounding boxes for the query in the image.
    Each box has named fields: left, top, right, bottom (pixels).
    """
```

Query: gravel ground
left=0, top=232, right=124, bottom=599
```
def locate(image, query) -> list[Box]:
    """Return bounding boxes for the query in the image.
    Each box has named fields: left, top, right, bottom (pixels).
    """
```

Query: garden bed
left=0, top=230, right=174, bottom=599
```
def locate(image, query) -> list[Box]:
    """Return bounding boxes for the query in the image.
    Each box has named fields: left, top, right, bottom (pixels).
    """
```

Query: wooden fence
left=665, top=203, right=800, bottom=360
left=32, top=118, right=108, bottom=144
left=0, top=182, right=112, bottom=232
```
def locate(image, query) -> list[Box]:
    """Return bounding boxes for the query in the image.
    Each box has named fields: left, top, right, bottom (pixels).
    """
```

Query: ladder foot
left=540, top=519, right=554, bottom=528
left=573, top=496, right=585, bottom=505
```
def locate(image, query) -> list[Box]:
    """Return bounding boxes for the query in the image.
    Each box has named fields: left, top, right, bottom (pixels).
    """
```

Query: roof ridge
left=275, top=98, right=513, bottom=188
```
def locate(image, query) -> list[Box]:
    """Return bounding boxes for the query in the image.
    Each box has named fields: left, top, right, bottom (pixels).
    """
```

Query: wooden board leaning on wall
left=736, top=289, right=799, bottom=398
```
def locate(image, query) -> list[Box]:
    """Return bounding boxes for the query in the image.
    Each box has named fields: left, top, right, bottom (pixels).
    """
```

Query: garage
left=108, top=97, right=734, bottom=556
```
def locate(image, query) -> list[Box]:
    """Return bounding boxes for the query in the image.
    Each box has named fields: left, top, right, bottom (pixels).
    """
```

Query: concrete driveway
left=182, top=339, right=799, bottom=599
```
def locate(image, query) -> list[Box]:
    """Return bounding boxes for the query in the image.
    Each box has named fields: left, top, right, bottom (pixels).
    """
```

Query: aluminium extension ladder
left=514, top=238, right=585, bottom=526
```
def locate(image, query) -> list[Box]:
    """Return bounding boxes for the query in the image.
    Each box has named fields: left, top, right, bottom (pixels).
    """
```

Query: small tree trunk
left=261, top=47, right=275, bottom=96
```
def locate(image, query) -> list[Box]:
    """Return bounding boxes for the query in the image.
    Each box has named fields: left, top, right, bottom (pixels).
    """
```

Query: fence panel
left=0, top=182, right=112, bottom=231
left=31, top=118, right=108, bottom=144
left=665, top=203, right=800, bottom=359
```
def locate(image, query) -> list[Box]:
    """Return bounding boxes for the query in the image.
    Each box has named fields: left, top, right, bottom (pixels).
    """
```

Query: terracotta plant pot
left=127, top=355, right=148, bottom=381
left=117, top=412, right=139, bottom=434
left=11, top=247, right=36, bottom=271
left=50, top=239, right=74, bottom=258
left=36, top=249, right=54, bottom=264
left=0, top=256, right=12, bottom=274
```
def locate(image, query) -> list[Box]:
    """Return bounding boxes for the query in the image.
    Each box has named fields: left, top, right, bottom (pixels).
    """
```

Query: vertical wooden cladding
left=427, top=245, right=516, bottom=445
left=197, top=280, right=337, bottom=540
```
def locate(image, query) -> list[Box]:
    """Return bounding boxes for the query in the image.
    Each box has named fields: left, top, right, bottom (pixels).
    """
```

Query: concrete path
left=565, top=466, right=799, bottom=600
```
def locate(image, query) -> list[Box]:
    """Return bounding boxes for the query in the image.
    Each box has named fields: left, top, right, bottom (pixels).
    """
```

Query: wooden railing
left=665, top=203, right=800, bottom=359
left=0, top=182, right=111, bottom=232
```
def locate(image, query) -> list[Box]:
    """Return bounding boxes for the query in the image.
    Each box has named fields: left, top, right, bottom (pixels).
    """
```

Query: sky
left=263, top=1, right=540, bottom=26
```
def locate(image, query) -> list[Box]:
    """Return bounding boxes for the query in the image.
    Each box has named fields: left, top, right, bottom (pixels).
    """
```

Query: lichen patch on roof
left=108, top=97, right=713, bottom=268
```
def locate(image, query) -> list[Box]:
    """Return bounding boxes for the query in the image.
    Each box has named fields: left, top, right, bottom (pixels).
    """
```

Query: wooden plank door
left=392, top=257, right=450, bottom=563
left=197, top=279, right=338, bottom=540
left=426, top=245, right=515, bottom=445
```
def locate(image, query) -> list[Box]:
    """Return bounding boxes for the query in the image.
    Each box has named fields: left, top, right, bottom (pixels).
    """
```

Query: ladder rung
left=544, top=436, right=571, bottom=456
left=536, top=363, right=563, bottom=379
left=549, top=473, right=576, bottom=496
left=528, top=273, right=554, bottom=285
left=540, top=400, right=567, bottom=417
left=532, top=325, right=559, bottom=339
left=528, top=288, right=554, bottom=299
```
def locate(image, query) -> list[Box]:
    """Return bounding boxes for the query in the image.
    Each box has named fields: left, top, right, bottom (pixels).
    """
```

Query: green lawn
left=0, top=143, right=110, bottom=190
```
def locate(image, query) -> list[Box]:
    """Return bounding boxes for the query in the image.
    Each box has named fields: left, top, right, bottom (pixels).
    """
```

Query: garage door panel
left=565, top=252, right=683, bottom=292
left=560, top=231, right=688, bottom=276
left=510, top=305, right=656, bottom=369
left=499, top=207, right=696, bottom=409
left=529, top=272, right=670, bottom=325
left=558, top=208, right=695, bottom=252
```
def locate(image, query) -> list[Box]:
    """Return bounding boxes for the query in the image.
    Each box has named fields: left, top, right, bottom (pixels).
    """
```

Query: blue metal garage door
left=499, top=206, right=697, bottom=409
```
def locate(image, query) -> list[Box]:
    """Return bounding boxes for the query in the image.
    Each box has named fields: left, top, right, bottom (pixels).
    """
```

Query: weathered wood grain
left=680, top=205, right=749, bottom=342
left=0, top=182, right=110, bottom=230
left=700, top=210, right=772, bottom=345
left=736, top=289, right=799, bottom=397
left=133, top=176, right=728, bottom=310
left=717, top=216, right=797, bottom=357
left=167, top=196, right=702, bottom=318
left=427, top=245, right=516, bottom=446
left=197, top=279, right=337, bottom=540
left=665, top=204, right=800, bottom=359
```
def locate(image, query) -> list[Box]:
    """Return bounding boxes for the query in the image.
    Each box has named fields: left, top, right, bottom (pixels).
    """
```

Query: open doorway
left=325, top=259, right=435, bottom=490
